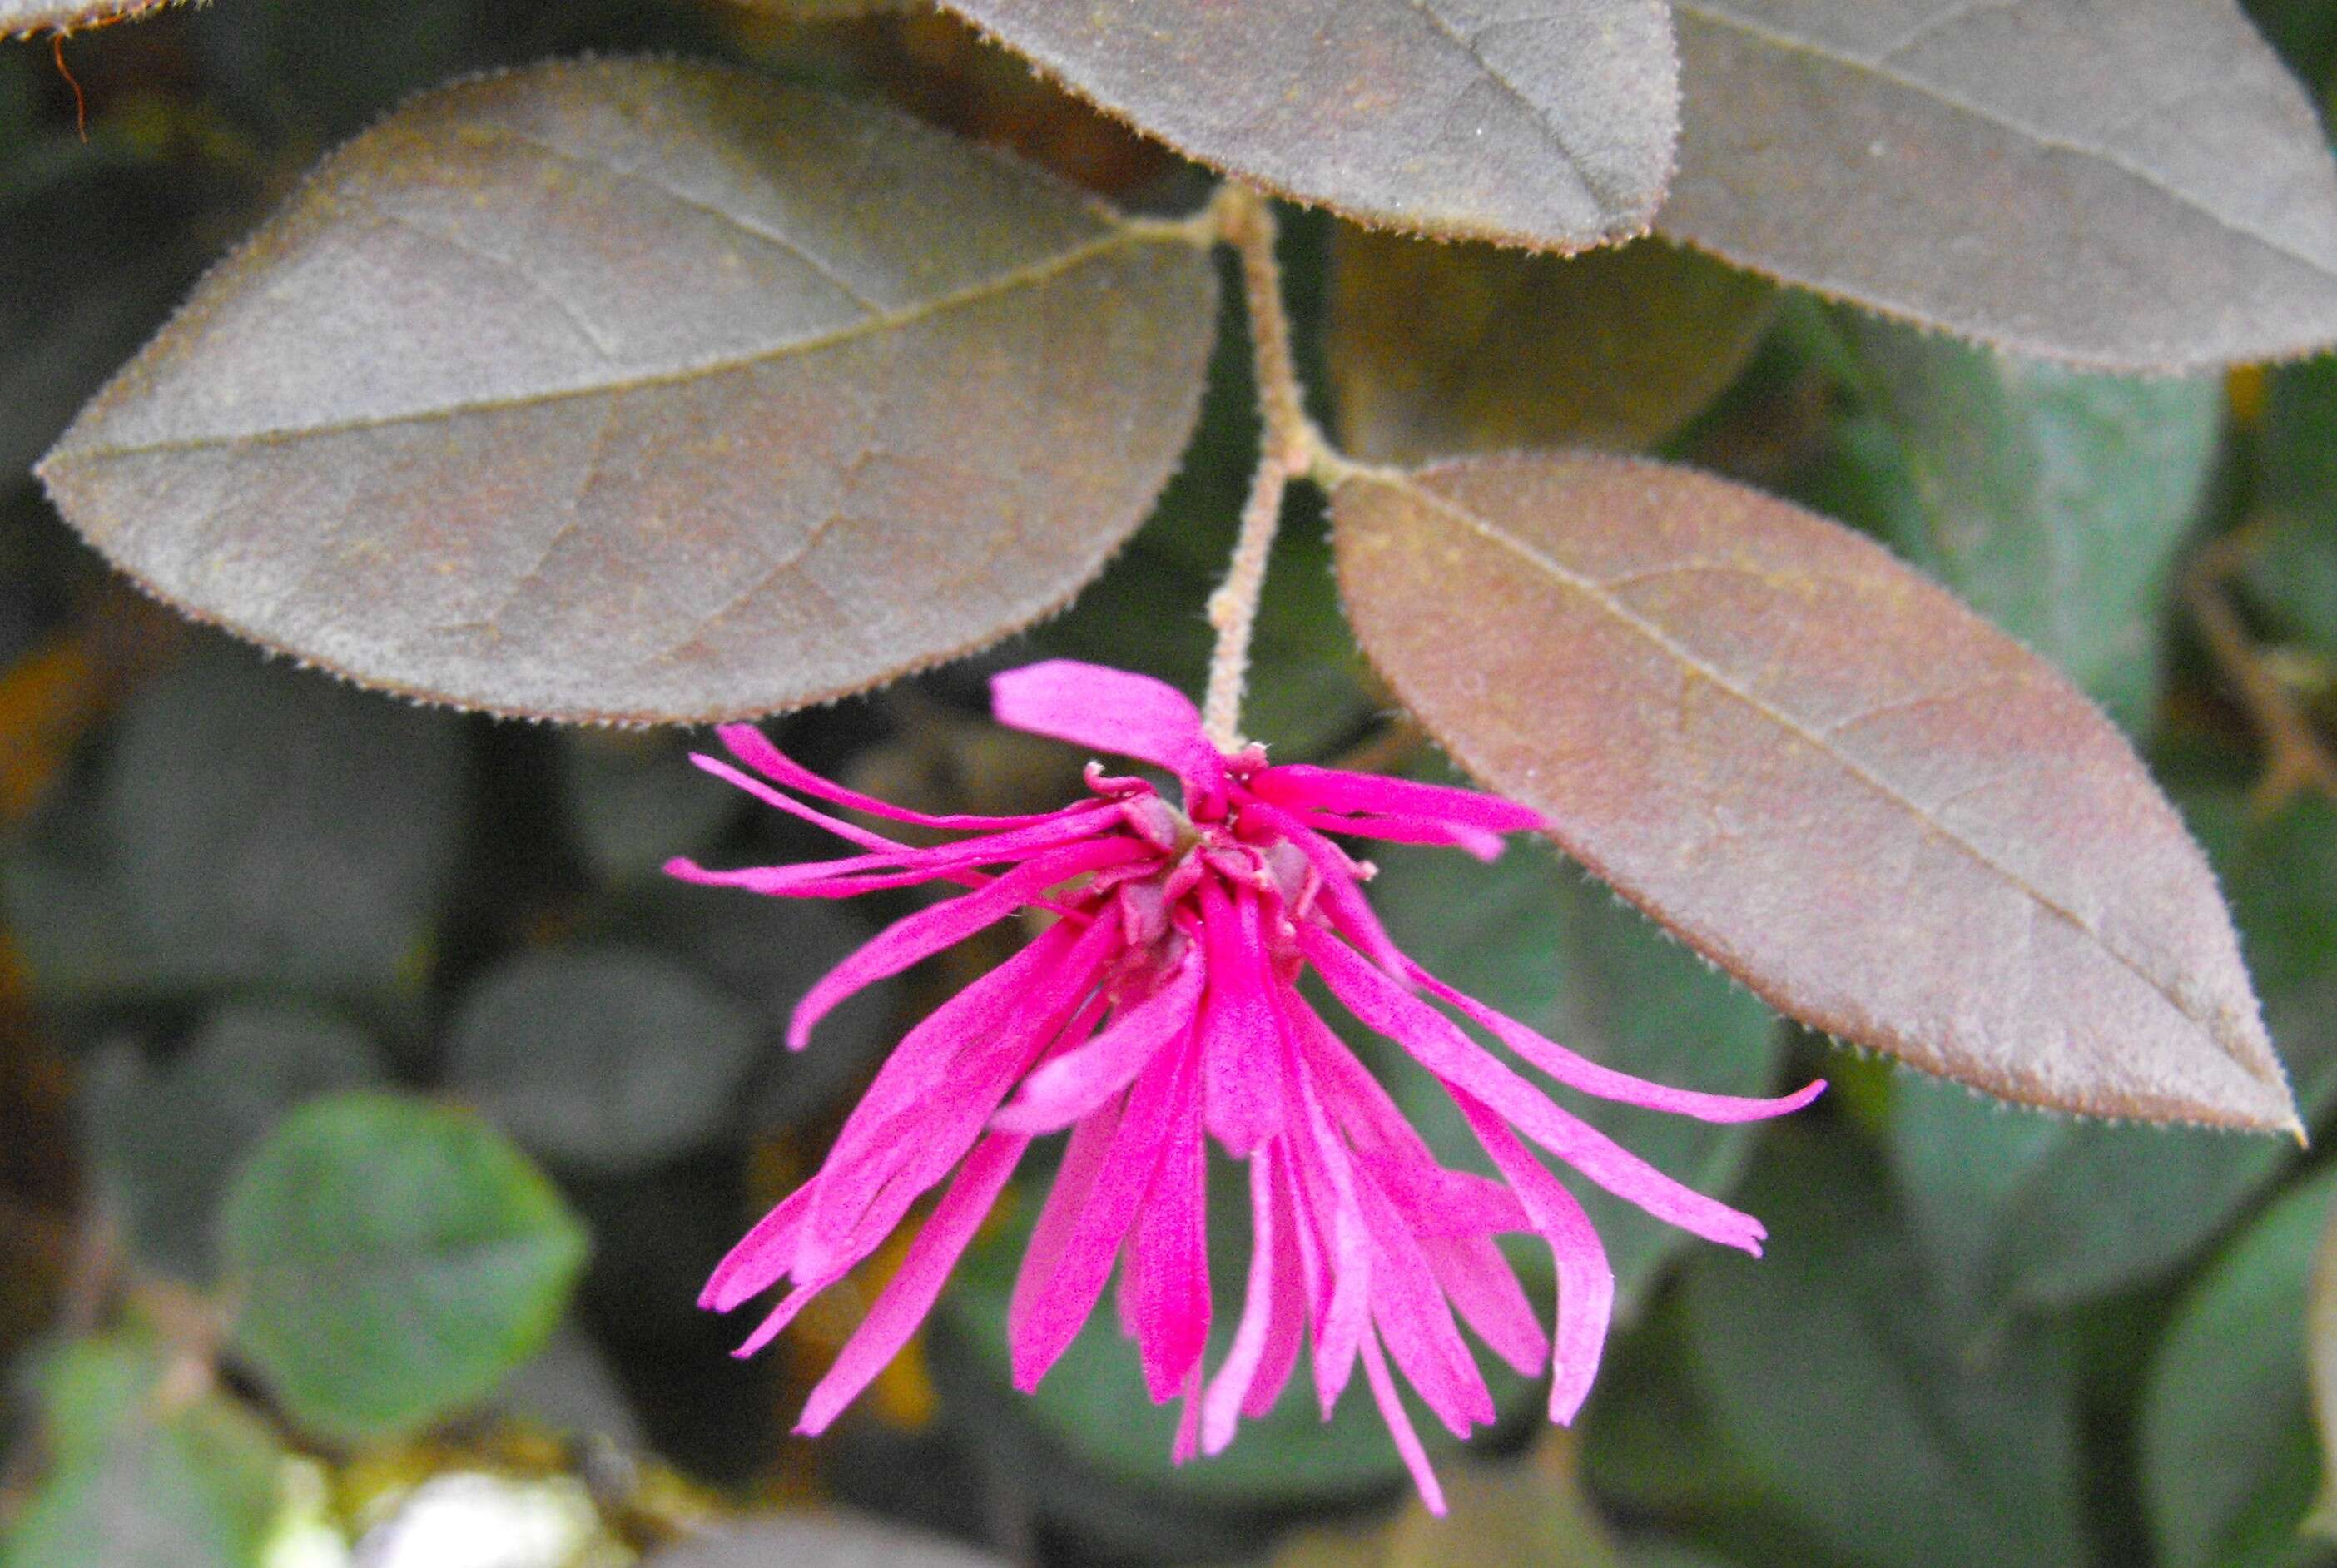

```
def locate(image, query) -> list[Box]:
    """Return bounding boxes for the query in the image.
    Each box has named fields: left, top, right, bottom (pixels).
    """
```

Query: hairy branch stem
left=1202, top=183, right=1331, bottom=751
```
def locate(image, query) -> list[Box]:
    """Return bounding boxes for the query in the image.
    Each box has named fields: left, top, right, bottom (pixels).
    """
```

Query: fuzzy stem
left=1203, top=183, right=1330, bottom=752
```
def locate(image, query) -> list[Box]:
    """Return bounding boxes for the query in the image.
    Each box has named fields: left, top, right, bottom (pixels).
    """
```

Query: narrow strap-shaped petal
left=1303, top=929, right=1768, bottom=1254
left=1243, top=1145, right=1310, bottom=1422
left=1201, top=1154, right=1281, bottom=1456
left=1197, top=881, right=1287, bottom=1156
left=1276, top=806, right=1508, bottom=861
left=1453, top=1089, right=1613, bottom=1425
left=1248, top=765, right=1543, bottom=835
left=717, top=722, right=1080, bottom=829
left=796, top=920, right=1108, bottom=1278
left=702, top=1182, right=816, bottom=1312
left=1360, top=1332, right=1446, bottom=1517
left=1170, top=1365, right=1205, bottom=1466
left=730, top=1268, right=842, bottom=1360
left=1010, top=1038, right=1193, bottom=1392
left=993, top=959, right=1204, bottom=1134
left=796, top=1130, right=1030, bottom=1436
left=1010, top=1099, right=1122, bottom=1379
left=992, top=661, right=1228, bottom=814
left=682, top=806, right=1125, bottom=901
left=1353, top=1170, right=1495, bottom=1439
left=1423, top=1233, right=1547, bottom=1380
left=791, top=836, right=1147, bottom=1049
left=1234, top=801, right=1412, bottom=975
left=1124, top=1057, right=1211, bottom=1404
left=1410, top=964, right=1826, bottom=1124
left=681, top=752, right=913, bottom=857
left=1280, top=1024, right=1370, bottom=1414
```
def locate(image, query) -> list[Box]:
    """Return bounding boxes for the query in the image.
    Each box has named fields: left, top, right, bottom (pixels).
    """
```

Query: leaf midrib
left=53, top=221, right=1177, bottom=464
left=1371, top=467, right=2247, bottom=1070
left=1672, top=1, right=2335, bottom=280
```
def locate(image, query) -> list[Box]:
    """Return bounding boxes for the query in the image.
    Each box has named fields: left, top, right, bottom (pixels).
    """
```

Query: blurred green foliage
left=1, top=3, right=2335, bottom=1567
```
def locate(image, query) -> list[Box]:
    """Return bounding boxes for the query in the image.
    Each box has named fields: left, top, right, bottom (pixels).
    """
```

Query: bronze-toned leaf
left=1332, top=451, right=2296, bottom=1131
left=2312, top=1193, right=2337, bottom=1539
left=942, top=0, right=1680, bottom=251
left=1659, top=0, right=2337, bottom=370
left=1327, top=226, right=1774, bottom=463
left=37, top=59, right=1216, bottom=722
left=0, top=0, right=181, bottom=36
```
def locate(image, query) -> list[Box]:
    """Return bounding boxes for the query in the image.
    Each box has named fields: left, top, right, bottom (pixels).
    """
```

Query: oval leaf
left=943, top=0, right=1679, bottom=251
left=1327, top=227, right=1774, bottom=463
left=1658, top=0, right=2337, bottom=369
left=1331, top=451, right=2295, bottom=1130
left=444, top=945, right=762, bottom=1175
left=37, top=59, right=1216, bottom=722
left=219, top=1090, right=588, bottom=1445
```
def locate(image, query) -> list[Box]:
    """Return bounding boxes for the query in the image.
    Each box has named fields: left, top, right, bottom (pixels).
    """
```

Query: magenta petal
left=1010, top=1039, right=1192, bottom=1392
left=1455, top=1092, right=1614, bottom=1425
left=798, top=920, right=1109, bottom=1277
left=1279, top=806, right=1509, bottom=861
left=994, top=960, right=1204, bottom=1134
left=1201, top=1156, right=1280, bottom=1455
left=1302, top=930, right=1768, bottom=1253
left=1424, top=1234, right=1547, bottom=1379
left=731, top=1273, right=837, bottom=1360
left=702, top=1182, right=816, bottom=1312
left=1170, top=1365, right=1205, bottom=1465
left=1361, top=1333, right=1446, bottom=1516
left=1011, top=1100, right=1121, bottom=1378
left=791, top=836, right=1144, bottom=1049
left=1411, top=965, right=1828, bottom=1124
left=1284, top=1040, right=1370, bottom=1413
left=1197, top=883, right=1287, bottom=1155
left=991, top=661, right=1228, bottom=811
left=1125, top=1059, right=1211, bottom=1404
left=682, top=753, right=913, bottom=858
left=1248, top=764, right=1543, bottom=836
left=690, top=808, right=1124, bottom=901
left=1353, top=1173, right=1495, bottom=1439
left=1237, top=801, right=1413, bottom=975
left=796, top=1130, right=1029, bottom=1436
left=716, top=722, right=1079, bottom=829
left=1243, top=1141, right=1310, bottom=1422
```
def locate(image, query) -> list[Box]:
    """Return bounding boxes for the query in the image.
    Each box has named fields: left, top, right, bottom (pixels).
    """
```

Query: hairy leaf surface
left=1660, top=0, right=2337, bottom=369
left=1332, top=452, right=2293, bottom=1129
left=38, top=59, right=1216, bottom=722
left=944, top=0, right=1679, bottom=251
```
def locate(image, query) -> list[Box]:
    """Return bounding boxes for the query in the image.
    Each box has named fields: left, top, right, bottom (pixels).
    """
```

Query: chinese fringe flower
left=671, top=661, right=1821, bottom=1511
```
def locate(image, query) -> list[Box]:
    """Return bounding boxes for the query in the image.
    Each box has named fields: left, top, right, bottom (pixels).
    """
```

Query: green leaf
left=218, top=1090, right=588, bottom=1446
left=1355, top=825, right=1786, bottom=1310
left=2, top=638, right=465, bottom=1007
left=81, top=1003, right=385, bottom=1282
left=2245, top=355, right=2337, bottom=654
left=1684, top=1122, right=2088, bottom=1568
left=1888, top=786, right=2337, bottom=1311
left=1660, top=0, right=2337, bottom=369
left=37, top=59, right=1217, bottom=722
left=444, top=945, right=762, bottom=1175
left=2141, top=1168, right=2337, bottom=1568
left=1327, top=229, right=1774, bottom=463
left=1804, top=310, right=2223, bottom=732
left=1332, top=452, right=2295, bottom=1131
left=941, top=0, right=1680, bottom=251
left=2, top=1333, right=284, bottom=1568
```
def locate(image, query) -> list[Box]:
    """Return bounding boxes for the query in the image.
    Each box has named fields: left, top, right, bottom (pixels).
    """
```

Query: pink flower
left=671, top=660, right=1821, bottom=1511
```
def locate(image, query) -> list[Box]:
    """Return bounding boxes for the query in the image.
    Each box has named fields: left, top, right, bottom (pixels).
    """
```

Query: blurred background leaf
left=218, top=1091, right=588, bottom=1446
left=2142, top=1168, right=2337, bottom=1568
left=1327, top=229, right=1774, bottom=464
